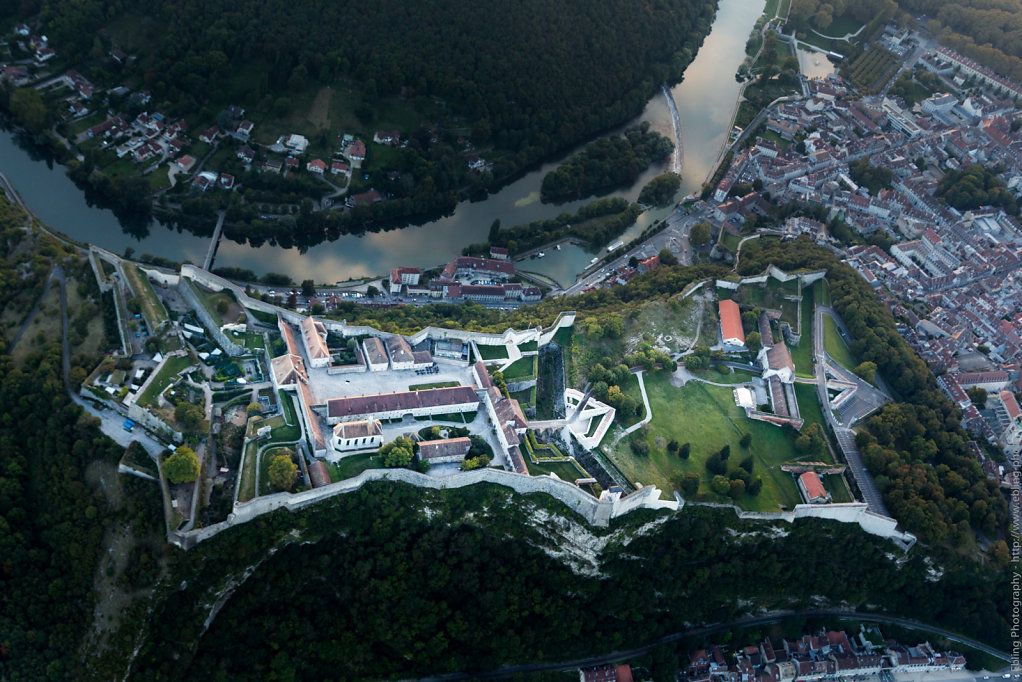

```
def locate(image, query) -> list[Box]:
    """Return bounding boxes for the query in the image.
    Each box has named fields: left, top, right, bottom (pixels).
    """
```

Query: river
left=0, top=0, right=766, bottom=286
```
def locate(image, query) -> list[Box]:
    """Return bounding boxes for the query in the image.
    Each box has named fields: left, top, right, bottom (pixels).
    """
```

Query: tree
left=10, top=88, right=48, bottom=134
left=739, top=433, right=752, bottom=449
left=366, top=285, right=381, bottom=298
left=681, top=473, right=699, bottom=496
left=690, top=222, right=711, bottom=247
left=853, top=361, right=877, bottom=383
left=175, top=402, right=205, bottom=432
left=268, top=451, right=298, bottom=491
left=679, top=442, right=690, bottom=459
left=729, top=478, right=746, bottom=497
left=631, top=439, right=651, bottom=456
left=164, top=447, right=200, bottom=484
left=667, top=439, right=679, bottom=454
left=246, top=402, right=262, bottom=416
left=745, top=330, right=762, bottom=355
left=706, top=452, right=725, bottom=475
left=719, top=444, right=730, bottom=460
left=966, top=387, right=987, bottom=408
left=380, top=436, right=415, bottom=467
left=739, top=455, right=754, bottom=473
left=301, top=279, right=316, bottom=297
left=711, top=475, right=732, bottom=495
left=216, top=299, right=229, bottom=316
left=658, top=248, right=678, bottom=266
left=748, top=476, right=763, bottom=495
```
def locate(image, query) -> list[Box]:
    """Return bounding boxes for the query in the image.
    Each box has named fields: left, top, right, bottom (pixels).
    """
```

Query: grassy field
left=237, top=441, right=259, bottom=503
left=518, top=340, right=538, bottom=352
left=137, top=355, right=192, bottom=407
left=527, top=458, right=587, bottom=482
left=618, top=372, right=647, bottom=427
left=824, top=473, right=852, bottom=503
left=790, top=284, right=814, bottom=377
left=327, top=452, right=384, bottom=482
left=823, top=315, right=857, bottom=371
left=124, top=265, right=168, bottom=328
left=794, top=382, right=825, bottom=433
left=501, top=355, right=537, bottom=381
left=605, top=373, right=802, bottom=510
left=189, top=280, right=240, bottom=327
left=510, top=386, right=537, bottom=408
left=476, top=344, right=509, bottom=360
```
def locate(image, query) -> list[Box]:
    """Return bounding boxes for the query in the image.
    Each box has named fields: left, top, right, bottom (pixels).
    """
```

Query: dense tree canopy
left=541, top=123, right=674, bottom=201
left=936, top=164, right=1018, bottom=214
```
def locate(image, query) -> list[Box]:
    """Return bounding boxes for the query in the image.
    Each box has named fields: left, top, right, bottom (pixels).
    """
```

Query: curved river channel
left=0, top=0, right=765, bottom=286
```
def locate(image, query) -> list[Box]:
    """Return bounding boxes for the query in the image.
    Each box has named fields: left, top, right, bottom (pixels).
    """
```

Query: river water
left=0, top=0, right=765, bottom=286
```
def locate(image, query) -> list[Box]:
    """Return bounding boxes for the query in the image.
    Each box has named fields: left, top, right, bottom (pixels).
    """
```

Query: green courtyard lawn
left=510, top=386, right=536, bottom=408
left=137, top=355, right=193, bottom=407
left=692, top=367, right=758, bottom=385
left=517, top=340, right=538, bottom=352
left=409, top=381, right=460, bottom=391
left=327, top=452, right=384, bottom=482
left=237, top=440, right=259, bottom=503
left=124, top=264, right=169, bottom=328
left=501, top=355, right=537, bottom=381
left=278, top=390, right=298, bottom=425
left=604, top=373, right=802, bottom=511
left=824, top=473, right=852, bottom=503
left=527, top=458, right=588, bottom=482
left=794, top=382, right=825, bottom=433
left=790, top=283, right=815, bottom=377
left=823, top=314, right=857, bottom=371
left=476, top=344, right=509, bottom=360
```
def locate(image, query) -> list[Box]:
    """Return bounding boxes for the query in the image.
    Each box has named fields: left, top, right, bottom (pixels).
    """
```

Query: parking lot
left=305, top=359, right=478, bottom=406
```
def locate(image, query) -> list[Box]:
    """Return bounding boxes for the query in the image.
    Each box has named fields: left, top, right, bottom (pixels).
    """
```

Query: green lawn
left=278, top=390, right=298, bottom=425
left=814, top=277, right=831, bottom=307
left=327, top=452, right=384, bottom=482
left=244, top=332, right=265, bottom=350
left=692, top=367, right=758, bottom=385
left=476, top=344, right=509, bottom=360
left=527, top=458, right=587, bottom=482
left=794, top=382, right=825, bottom=433
left=500, top=355, right=537, bottom=381
left=510, top=386, right=536, bottom=408
left=517, top=340, right=538, bottom=353
left=125, top=264, right=169, bottom=328
left=147, top=165, right=173, bottom=191
left=605, top=374, right=802, bottom=511
left=824, top=473, right=852, bottom=503
left=823, top=315, right=856, bottom=371
left=790, top=285, right=814, bottom=377
left=188, top=279, right=237, bottom=327
left=237, top=440, right=259, bottom=503
left=138, top=355, right=193, bottom=407
left=409, top=381, right=460, bottom=391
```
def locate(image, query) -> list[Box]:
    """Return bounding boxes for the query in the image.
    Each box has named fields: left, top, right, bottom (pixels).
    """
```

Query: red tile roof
left=1001, top=390, right=1021, bottom=420
left=799, top=471, right=827, bottom=501
left=719, top=299, right=745, bottom=345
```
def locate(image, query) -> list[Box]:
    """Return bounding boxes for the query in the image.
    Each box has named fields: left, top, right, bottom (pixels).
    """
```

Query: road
left=561, top=205, right=696, bottom=298
left=813, top=305, right=889, bottom=515
left=408, top=610, right=1010, bottom=681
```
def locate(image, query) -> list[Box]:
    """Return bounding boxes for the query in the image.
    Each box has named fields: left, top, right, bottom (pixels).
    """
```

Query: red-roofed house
left=199, top=125, right=219, bottom=143
left=719, top=299, right=745, bottom=348
left=346, top=139, right=366, bottom=167
left=798, top=471, right=830, bottom=504
left=307, top=158, right=327, bottom=174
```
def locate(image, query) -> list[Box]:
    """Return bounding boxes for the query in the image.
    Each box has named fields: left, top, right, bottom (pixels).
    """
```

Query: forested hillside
left=33, top=0, right=714, bottom=166
left=125, top=486, right=1008, bottom=679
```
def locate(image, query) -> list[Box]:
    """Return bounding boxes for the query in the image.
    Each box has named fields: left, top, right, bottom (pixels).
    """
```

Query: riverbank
left=0, top=0, right=763, bottom=286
